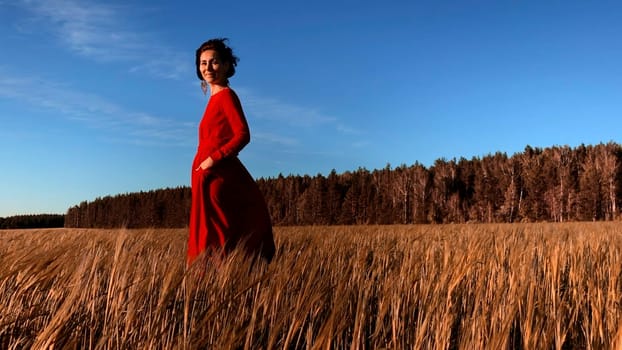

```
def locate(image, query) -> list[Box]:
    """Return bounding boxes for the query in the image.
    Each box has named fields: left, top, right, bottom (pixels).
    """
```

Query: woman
left=187, top=38, right=275, bottom=267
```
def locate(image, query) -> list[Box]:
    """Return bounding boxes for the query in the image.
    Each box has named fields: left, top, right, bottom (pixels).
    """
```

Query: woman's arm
left=208, top=89, right=250, bottom=164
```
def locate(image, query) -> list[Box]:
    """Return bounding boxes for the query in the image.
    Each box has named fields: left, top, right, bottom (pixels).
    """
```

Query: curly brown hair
left=195, top=38, right=239, bottom=80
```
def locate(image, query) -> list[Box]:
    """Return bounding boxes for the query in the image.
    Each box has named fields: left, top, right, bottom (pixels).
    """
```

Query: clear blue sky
left=1, top=0, right=621, bottom=217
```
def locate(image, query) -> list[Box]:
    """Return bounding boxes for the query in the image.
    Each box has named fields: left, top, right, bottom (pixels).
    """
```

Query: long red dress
left=187, top=87, right=275, bottom=266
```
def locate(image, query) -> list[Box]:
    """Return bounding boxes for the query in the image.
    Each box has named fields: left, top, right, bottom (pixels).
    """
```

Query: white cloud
left=233, top=87, right=367, bottom=155
left=252, top=132, right=299, bottom=146
left=0, top=71, right=194, bottom=146
left=16, top=0, right=189, bottom=79
left=240, top=89, right=336, bottom=127
left=237, top=87, right=363, bottom=134
left=336, top=123, right=363, bottom=135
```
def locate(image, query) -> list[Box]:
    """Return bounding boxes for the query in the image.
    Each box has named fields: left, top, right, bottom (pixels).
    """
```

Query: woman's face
left=199, top=49, right=229, bottom=86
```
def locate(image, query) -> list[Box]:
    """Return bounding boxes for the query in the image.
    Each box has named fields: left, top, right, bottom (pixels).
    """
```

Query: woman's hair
left=195, top=38, right=239, bottom=80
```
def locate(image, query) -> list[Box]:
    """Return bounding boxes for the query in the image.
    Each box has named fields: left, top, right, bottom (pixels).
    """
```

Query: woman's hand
left=195, top=157, right=214, bottom=171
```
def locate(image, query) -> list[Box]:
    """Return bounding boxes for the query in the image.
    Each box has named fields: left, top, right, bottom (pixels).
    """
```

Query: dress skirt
left=187, top=156, right=275, bottom=266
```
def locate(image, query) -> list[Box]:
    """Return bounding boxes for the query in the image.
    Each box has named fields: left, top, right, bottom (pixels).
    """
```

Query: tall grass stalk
left=1, top=223, right=622, bottom=349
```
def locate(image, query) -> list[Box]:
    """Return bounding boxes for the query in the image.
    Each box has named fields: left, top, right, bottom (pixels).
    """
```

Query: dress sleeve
left=210, top=89, right=250, bottom=163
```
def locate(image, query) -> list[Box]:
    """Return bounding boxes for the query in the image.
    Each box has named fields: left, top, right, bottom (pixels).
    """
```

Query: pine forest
left=62, top=142, right=622, bottom=228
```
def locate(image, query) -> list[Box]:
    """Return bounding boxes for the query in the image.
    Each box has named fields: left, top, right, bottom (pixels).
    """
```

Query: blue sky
left=1, top=0, right=621, bottom=216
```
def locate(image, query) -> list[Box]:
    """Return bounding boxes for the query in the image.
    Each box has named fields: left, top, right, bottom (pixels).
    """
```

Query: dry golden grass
left=2, top=223, right=622, bottom=349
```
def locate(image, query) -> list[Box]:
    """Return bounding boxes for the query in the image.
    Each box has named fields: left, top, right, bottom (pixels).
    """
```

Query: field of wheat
left=2, top=223, right=622, bottom=349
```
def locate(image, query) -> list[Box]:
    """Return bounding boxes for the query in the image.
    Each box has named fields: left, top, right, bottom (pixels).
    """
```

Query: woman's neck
left=209, top=83, right=229, bottom=96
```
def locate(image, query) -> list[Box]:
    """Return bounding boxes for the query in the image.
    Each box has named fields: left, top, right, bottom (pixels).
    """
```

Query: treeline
left=65, top=142, right=622, bottom=228
left=65, top=187, right=191, bottom=229
left=0, top=214, right=65, bottom=229
left=260, top=142, right=622, bottom=225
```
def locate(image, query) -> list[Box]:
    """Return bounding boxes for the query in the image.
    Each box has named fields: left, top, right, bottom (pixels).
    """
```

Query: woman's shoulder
left=216, top=87, right=241, bottom=105
left=213, top=86, right=236, bottom=96
left=223, top=87, right=240, bottom=99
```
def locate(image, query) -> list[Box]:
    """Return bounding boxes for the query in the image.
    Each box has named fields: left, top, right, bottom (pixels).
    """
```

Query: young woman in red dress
left=187, top=38, right=275, bottom=267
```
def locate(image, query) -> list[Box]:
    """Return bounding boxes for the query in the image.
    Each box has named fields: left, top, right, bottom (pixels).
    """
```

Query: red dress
left=187, top=88, right=275, bottom=266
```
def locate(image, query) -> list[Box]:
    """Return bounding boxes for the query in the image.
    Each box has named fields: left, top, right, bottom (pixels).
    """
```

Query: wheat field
left=2, top=223, right=622, bottom=349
